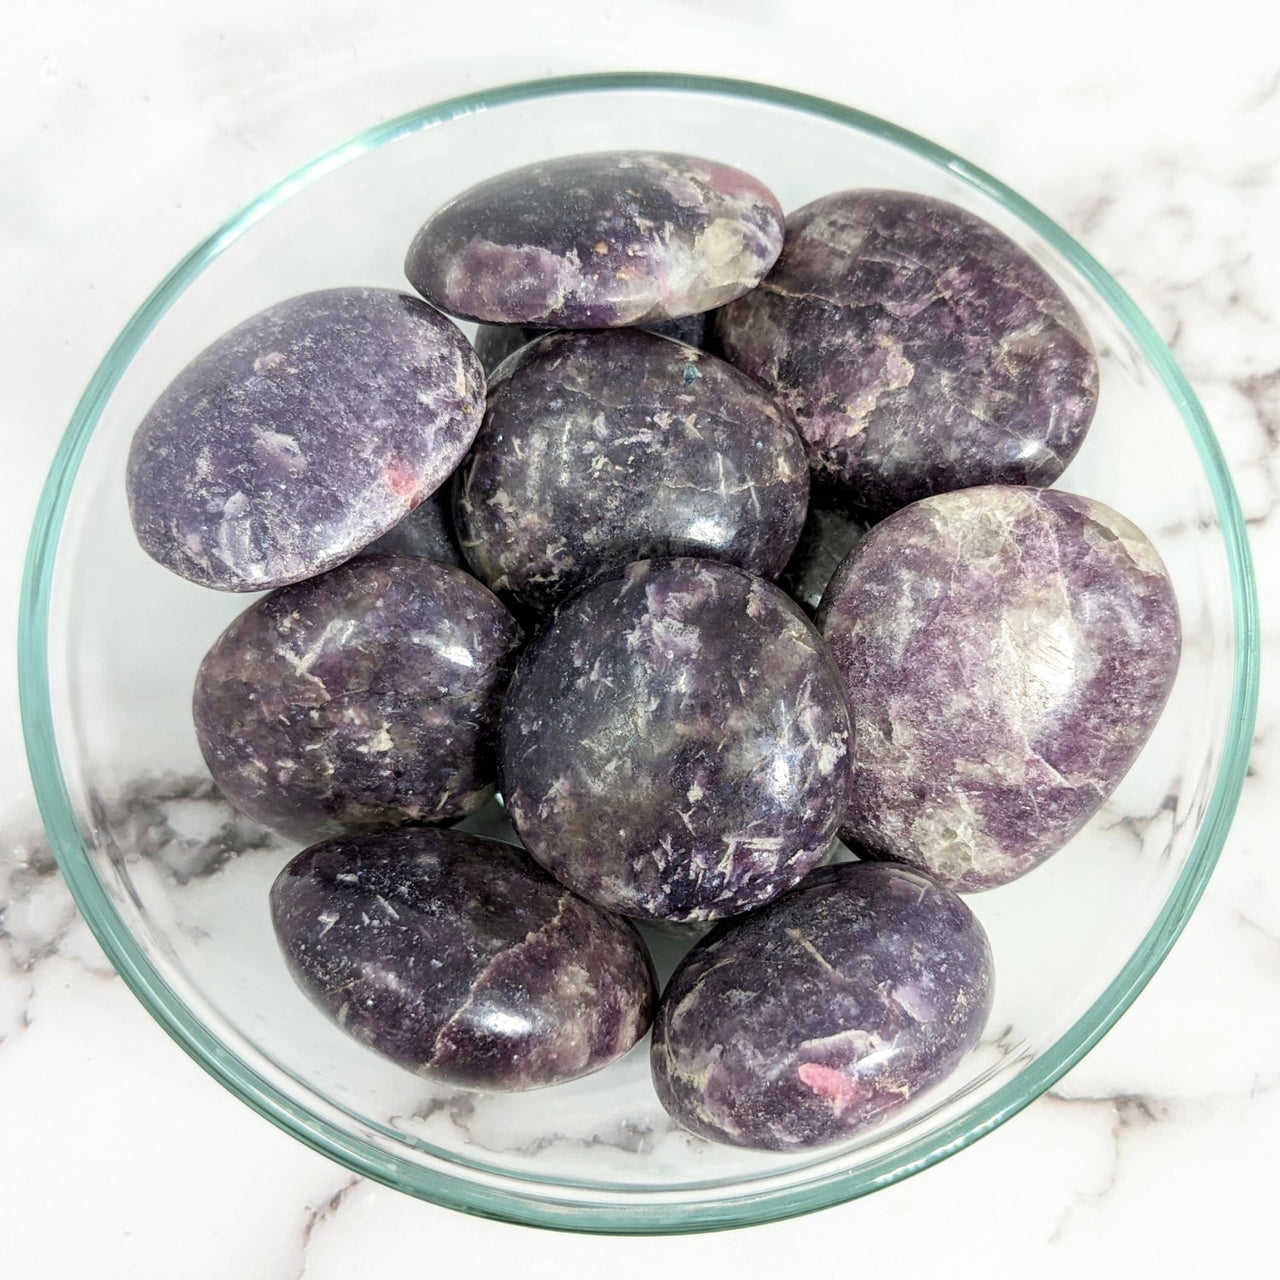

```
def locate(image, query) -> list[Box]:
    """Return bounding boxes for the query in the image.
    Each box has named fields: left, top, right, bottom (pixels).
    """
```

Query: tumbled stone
left=456, top=330, right=809, bottom=616
left=194, top=555, right=523, bottom=842
left=500, top=558, right=851, bottom=922
left=717, top=191, right=1098, bottom=516
left=359, top=488, right=463, bottom=567
left=271, top=828, right=656, bottom=1089
left=127, top=287, right=484, bottom=591
left=777, top=497, right=870, bottom=616
left=406, top=151, right=784, bottom=328
left=651, top=862, right=993, bottom=1150
left=471, top=311, right=719, bottom=375
left=817, top=486, right=1181, bottom=891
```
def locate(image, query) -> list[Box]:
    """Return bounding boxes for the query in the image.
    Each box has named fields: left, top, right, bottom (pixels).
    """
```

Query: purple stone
left=471, top=311, right=719, bottom=375
left=455, top=330, right=809, bottom=616
left=817, top=486, right=1181, bottom=891
left=193, top=556, right=523, bottom=842
left=651, top=861, right=993, bottom=1150
left=717, top=191, right=1098, bottom=517
left=359, top=487, right=463, bottom=567
left=406, top=152, right=784, bottom=328
left=127, top=288, right=484, bottom=591
left=500, top=558, right=852, bottom=922
left=271, top=828, right=656, bottom=1089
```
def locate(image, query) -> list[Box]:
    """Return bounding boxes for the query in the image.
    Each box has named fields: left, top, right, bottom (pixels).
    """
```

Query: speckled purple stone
left=359, top=488, right=463, bottom=567
left=717, top=191, right=1098, bottom=517
left=455, top=330, right=809, bottom=616
left=271, top=828, right=656, bottom=1090
left=193, top=556, right=523, bottom=842
left=500, top=558, right=852, bottom=922
left=127, top=288, right=484, bottom=591
left=406, top=152, right=784, bottom=328
left=817, top=486, right=1181, bottom=891
left=651, top=862, right=993, bottom=1151
left=471, top=312, right=719, bottom=375
left=777, top=497, right=871, bottom=616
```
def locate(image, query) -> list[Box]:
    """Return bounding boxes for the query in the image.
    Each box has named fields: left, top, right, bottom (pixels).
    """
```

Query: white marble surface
left=2, top=0, right=1277, bottom=1273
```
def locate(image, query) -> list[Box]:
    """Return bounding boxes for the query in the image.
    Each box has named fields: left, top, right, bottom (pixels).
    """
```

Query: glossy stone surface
left=500, top=558, right=852, bottom=922
left=817, top=486, right=1181, bottom=891
left=456, top=330, right=809, bottom=616
left=271, top=828, right=656, bottom=1090
left=651, top=862, right=993, bottom=1150
left=194, top=556, right=523, bottom=841
left=777, top=497, right=871, bottom=616
left=360, top=488, right=463, bottom=567
left=471, top=311, right=718, bottom=375
left=717, top=191, right=1098, bottom=517
left=127, top=288, right=485, bottom=591
left=406, top=151, right=784, bottom=327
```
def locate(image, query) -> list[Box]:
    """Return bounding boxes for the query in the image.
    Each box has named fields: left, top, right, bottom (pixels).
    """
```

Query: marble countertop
left=2, top=1, right=1276, bottom=1273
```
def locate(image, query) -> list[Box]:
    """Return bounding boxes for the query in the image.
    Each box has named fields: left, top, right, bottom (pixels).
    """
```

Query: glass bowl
left=18, top=73, right=1258, bottom=1233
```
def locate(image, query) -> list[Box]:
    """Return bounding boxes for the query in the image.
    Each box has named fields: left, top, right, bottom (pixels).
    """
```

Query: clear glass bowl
left=18, top=73, right=1258, bottom=1233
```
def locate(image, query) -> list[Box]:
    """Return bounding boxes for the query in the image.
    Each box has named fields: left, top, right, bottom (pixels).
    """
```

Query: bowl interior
left=21, top=75, right=1256, bottom=1231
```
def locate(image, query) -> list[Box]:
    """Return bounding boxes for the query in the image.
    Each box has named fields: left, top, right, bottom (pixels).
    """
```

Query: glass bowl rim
left=17, top=70, right=1260, bottom=1234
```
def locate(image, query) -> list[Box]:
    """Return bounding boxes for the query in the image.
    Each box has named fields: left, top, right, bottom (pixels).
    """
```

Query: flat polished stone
left=455, top=329, right=809, bottom=615
left=193, top=555, right=523, bottom=841
left=817, top=486, right=1181, bottom=890
left=271, top=827, right=656, bottom=1090
left=717, top=190, right=1098, bottom=516
left=127, top=287, right=484, bottom=590
left=500, top=558, right=852, bottom=922
left=406, top=151, right=783, bottom=327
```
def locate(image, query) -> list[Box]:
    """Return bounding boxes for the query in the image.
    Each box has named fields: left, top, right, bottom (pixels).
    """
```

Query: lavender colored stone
left=817, top=486, right=1181, bottom=891
left=194, top=556, right=523, bottom=842
left=500, top=558, right=852, bottom=922
left=456, top=330, right=809, bottom=616
left=777, top=497, right=871, bottom=616
left=127, top=288, right=484, bottom=591
left=717, top=191, right=1098, bottom=517
left=271, top=828, right=656, bottom=1089
left=471, top=312, right=719, bottom=375
left=651, top=862, right=993, bottom=1151
left=360, top=487, right=463, bottom=567
left=406, top=152, right=784, bottom=328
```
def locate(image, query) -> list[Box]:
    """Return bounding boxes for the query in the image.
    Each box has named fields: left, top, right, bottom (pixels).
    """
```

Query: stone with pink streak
left=405, top=151, right=784, bottom=328
left=650, top=861, right=993, bottom=1150
left=127, top=287, right=484, bottom=591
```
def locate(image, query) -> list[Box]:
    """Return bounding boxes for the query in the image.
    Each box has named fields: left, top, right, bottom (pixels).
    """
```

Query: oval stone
left=194, top=555, right=523, bottom=842
left=127, top=287, right=484, bottom=591
left=271, top=828, right=656, bottom=1090
left=717, top=191, right=1098, bottom=517
left=471, top=311, right=719, bottom=375
left=650, top=862, right=993, bottom=1151
left=359, top=488, right=463, bottom=567
left=500, top=558, right=852, bottom=922
left=455, top=330, right=809, bottom=616
left=405, top=151, right=784, bottom=328
left=817, top=486, right=1181, bottom=891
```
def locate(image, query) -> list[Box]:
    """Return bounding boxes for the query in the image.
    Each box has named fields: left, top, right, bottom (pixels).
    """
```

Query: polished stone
left=500, top=558, right=851, bottom=921
left=271, top=827, right=656, bottom=1089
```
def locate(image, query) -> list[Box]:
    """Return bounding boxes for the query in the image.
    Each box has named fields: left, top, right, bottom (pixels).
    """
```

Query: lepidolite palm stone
left=271, top=828, right=656, bottom=1090
left=651, top=862, right=993, bottom=1151
left=127, top=287, right=484, bottom=591
left=406, top=151, right=784, bottom=327
left=500, top=558, right=852, bottom=922
left=455, top=330, right=809, bottom=616
left=194, top=555, right=523, bottom=842
left=717, top=191, right=1098, bottom=516
left=817, top=486, right=1181, bottom=891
